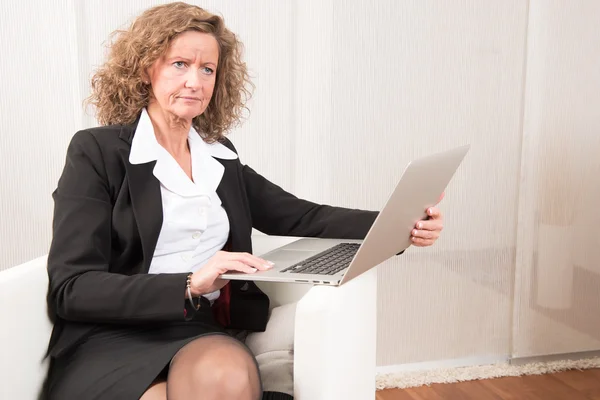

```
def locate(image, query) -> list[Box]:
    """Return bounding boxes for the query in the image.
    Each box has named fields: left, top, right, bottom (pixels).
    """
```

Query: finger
left=241, top=255, right=273, bottom=271
left=411, top=229, right=439, bottom=240
left=437, top=191, right=445, bottom=204
left=415, top=219, right=444, bottom=232
left=426, top=207, right=443, bottom=219
left=410, top=236, right=435, bottom=247
left=223, top=260, right=259, bottom=274
left=229, top=252, right=273, bottom=271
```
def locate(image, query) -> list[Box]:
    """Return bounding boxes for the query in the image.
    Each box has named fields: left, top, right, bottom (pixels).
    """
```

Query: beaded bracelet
left=186, top=273, right=201, bottom=311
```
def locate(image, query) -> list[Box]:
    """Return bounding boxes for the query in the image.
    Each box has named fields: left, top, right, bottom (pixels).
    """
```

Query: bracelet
left=186, top=273, right=201, bottom=311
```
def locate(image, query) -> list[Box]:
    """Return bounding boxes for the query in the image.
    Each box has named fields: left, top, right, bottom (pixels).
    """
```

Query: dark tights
left=140, top=334, right=262, bottom=400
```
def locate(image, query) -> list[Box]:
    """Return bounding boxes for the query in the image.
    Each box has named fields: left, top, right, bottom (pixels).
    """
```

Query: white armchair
left=0, top=235, right=376, bottom=400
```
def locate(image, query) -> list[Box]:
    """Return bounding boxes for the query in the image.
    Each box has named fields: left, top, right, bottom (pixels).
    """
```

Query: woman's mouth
left=179, top=96, right=201, bottom=101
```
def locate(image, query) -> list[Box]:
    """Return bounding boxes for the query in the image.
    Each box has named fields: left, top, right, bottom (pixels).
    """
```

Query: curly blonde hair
left=87, top=2, right=252, bottom=142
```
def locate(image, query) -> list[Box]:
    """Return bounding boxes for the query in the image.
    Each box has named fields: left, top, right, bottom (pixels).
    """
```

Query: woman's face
left=147, top=30, right=219, bottom=123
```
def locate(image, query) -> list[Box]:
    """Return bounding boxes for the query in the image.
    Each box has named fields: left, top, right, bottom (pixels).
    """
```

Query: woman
left=44, top=3, right=444, bottom=400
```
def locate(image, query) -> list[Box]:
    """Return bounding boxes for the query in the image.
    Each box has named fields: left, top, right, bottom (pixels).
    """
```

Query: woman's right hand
left=188, top=251, right=273, bottom=296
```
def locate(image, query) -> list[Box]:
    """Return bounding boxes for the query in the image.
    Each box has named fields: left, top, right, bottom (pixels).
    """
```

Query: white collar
left=129, top=108, right=238, bottom=165
left=128, top=108, right=237, bottom=197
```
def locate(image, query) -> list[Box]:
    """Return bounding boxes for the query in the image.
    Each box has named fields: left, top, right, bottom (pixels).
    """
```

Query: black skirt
left=45, top=299, right=238, bottom=400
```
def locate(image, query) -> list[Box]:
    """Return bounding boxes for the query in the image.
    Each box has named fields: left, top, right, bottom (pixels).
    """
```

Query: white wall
left=0, top=0, right=80, bottom=270
left=1, top=0, right=598, bottom=368
left=512, top=0, right=600, bottom=359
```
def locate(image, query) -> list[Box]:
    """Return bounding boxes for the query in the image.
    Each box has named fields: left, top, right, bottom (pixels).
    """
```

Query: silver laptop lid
left=339, top=144, right=470, bottom=285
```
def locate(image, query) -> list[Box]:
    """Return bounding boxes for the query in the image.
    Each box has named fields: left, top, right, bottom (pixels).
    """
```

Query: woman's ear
left=141, top=68, right=151, bottom=85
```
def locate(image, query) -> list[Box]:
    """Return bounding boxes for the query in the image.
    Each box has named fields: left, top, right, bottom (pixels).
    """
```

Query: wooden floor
left=376, top=369, right=600, bottom=400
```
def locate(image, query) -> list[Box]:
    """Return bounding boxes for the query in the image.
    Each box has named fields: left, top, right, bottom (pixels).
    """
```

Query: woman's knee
left=169, top=335, right=261, bottom=399
left=140, top=380, right=167, bottom=400
left=194, top=354, right=255, bottom=395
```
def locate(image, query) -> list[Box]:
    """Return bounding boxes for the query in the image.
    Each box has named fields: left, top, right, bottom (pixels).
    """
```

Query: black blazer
left=46, top=119, right=379, bottom=358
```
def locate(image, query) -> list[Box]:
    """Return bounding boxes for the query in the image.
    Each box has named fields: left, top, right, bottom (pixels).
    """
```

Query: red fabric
left=212, top=240, right=233, bottom=327
left=213, top=282, right=231, bottom=327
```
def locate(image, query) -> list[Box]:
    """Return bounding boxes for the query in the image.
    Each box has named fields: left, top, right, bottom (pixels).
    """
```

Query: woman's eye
left=173, top=61, right=186, bottom=69
left=202, top=67, right=214, bottom=75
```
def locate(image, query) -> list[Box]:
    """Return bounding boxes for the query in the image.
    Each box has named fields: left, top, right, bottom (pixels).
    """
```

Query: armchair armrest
left=293, top=268, right=376, bottom=400
left=0, top=255, right=52, bottom=400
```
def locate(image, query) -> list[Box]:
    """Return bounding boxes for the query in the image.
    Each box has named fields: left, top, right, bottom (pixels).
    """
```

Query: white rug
left=376, top=357, right=600, bottom=390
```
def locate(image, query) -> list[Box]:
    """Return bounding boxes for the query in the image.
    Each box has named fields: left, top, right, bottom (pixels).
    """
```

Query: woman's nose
left=185, top=70, right=201, bottom=90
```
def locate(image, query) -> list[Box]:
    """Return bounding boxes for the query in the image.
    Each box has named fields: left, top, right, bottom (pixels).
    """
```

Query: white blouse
left=129, top=108, right=238, bottom=302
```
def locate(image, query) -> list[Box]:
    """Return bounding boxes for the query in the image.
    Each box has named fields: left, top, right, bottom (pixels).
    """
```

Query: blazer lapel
left=215, top=158, right=252, bottom=254
left=124, top=159, right=163, bottom=271
left=118, top=123, right=164, bottom=272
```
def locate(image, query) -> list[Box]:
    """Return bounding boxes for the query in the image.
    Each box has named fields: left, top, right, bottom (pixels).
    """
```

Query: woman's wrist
left=186, top=274, right=201, bottom=297
left=186, top=273, right=204, bottom=297
left=185, top=273, right=201, bottom=312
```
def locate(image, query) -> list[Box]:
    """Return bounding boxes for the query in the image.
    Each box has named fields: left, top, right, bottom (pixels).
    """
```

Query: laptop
left=221, top=144, right=470, bottom=286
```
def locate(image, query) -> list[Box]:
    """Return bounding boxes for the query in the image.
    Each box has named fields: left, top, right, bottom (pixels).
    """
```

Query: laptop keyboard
left=280, top=243, right=360, bottom=275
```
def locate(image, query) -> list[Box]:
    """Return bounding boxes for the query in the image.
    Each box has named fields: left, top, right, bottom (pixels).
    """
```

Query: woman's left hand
left=410, top=192, right=445, bottom=247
